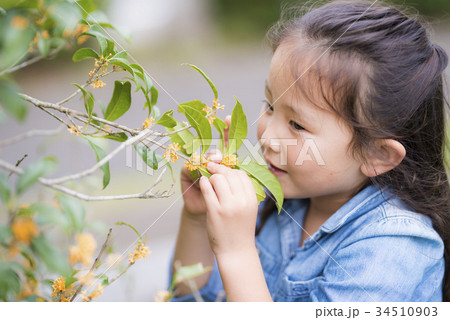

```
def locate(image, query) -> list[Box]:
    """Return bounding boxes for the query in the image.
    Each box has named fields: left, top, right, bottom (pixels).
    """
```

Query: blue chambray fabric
left=169, top=184, right=445, bottom=302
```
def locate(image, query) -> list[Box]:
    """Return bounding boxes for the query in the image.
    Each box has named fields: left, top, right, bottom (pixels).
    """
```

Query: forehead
left=266, top=42, right=333, bottom=116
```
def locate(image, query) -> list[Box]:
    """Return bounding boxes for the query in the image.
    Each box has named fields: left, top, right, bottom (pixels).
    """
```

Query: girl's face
left=257, top=44, right=368, bottom=203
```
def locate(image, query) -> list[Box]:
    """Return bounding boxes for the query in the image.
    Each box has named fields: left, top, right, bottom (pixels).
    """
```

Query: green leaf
left=0, top=264, right=21, bottom=300
left=166, top=122, right=195, bottom=156
left=150, top=86, right=158, bottom=108
left=37, top=35, right=50, bottom=57
left=0, top=173, right=11, bottom=204
left=152, top=105, right=160, bottom=119
left=86, top=138, right=110, bottom=189
left=134, top=144, right=158, bottom=170
left=155, top=154, right=174, bottom=181
left=226, top=98, right=247, bottom=154
left=213, top=117, right=227, bottom=153
left=30, top=236, right=71, bottom=277
left=57, top=195, right=85, bottom=233
left=170, top=262, right=213, bottom=291
left=178, top=104, right=212, bottom=153
left=109, top=58, right=134, bottom=75
left=179, top=100, right=206, bottom=115
left=73, top=84, right=94, bottom=119
left=112, top=51, right=127, bottom=60
left=249, top=176, right=266, bottom=203
left=189, top=169, right=199, bottom=180
left=183, top=64, right=218, bottom=99
left=237, top=161, right=284, bottom=213
left=155, top=110, right=177, bottom=128
left=104, top=80, right=132, bottom=121
left=76, top=0, right=96, bottom=17
left=198, top=167, right=211, bottom=178
left=0, top=7, right=6, bottom=16
left=0, top=225, right=12, bottom=245
left=16, top=157, right=57, bottom=195
left=31, top=203, right=70, bottom=231
left=100, top=132, right=128, bottom=142
left=0, top=81, right=27, bottom=121
left=72, top=48, right=99, bottom=62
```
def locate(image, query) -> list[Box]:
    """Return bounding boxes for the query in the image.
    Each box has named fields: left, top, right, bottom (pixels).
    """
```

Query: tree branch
left=0, top=158, right=174, bottom=201
left=45, top=128, right=152, bottom=185
left=0, top=44, right=66, bottom=77
left=0, top=126, right=63, bottom=149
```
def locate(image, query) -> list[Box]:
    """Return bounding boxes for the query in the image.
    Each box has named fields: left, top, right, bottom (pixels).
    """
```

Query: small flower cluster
left=11, top=217, right=39, bottom=244
left=88, top=55, right=110, bottom=88
left=90, top=79, right=106, bottom=89
left=67, top=125, right=83, bottom=136
left=163, top=143, right=181, bottom=163
left=142, top=117, right=155, bottom=129
left=69, top=233, right=97, bottom=266
left=184, top=152, right=209, bottom=171
left=129, top=239, right=150, bottom=263
left=203, top=98, right=225, bottom=125
left=80, top=284, right=104, bottom=302
left=220, top=153, right=239, bottom=168
left=51, top=276, right=74, bottom=302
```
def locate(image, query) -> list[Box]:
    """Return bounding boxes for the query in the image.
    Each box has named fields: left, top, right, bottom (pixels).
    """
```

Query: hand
left=199, top=161, right=259, bottom=257
left=180, top=115, right=231, bottom=219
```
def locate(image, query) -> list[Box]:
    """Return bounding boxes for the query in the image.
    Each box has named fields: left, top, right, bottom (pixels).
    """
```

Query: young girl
left=170, top=0, right=450, bottom=301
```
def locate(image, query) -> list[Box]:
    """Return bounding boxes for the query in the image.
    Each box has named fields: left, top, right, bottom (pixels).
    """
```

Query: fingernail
left=207, top=162, right=217, bottom=169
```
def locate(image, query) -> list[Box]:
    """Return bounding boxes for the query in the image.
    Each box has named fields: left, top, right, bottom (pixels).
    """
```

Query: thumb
left=224, top=115, right=231, bottom=148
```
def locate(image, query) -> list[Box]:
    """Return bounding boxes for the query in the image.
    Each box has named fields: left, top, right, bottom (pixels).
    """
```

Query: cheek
left=256, top=116, right=267, bottom=141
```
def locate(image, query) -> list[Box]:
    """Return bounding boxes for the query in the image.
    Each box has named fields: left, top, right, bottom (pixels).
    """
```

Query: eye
left=262, top=100, right=274, bottom=112
left=289, top=120, right=305, bottom=131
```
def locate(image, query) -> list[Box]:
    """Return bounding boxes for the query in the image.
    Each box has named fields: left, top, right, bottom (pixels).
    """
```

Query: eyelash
left=263, top=100, right=305, bottom=131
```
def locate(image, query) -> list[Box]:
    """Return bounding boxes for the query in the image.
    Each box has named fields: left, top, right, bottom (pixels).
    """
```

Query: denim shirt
left=169, top=185, right=445, bottom=302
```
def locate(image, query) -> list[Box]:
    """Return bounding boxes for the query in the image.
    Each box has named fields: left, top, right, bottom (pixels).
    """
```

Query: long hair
left=258, top=0, right=450, bottom=300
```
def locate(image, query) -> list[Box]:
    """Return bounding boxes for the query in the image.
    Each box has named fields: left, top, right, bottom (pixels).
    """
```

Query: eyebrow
left=265, top=81, right=304, bottom=118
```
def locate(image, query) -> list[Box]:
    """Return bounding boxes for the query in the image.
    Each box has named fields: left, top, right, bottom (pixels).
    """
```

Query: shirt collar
left=319, top=184, right=389, bottom=233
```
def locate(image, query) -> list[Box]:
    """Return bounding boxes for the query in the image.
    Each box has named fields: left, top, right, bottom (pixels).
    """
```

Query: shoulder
left=344, top=196, right=444, bottom=259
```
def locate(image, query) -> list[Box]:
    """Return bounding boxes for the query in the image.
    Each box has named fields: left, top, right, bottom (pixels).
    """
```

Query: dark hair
left=257, top=0, right=450, bottom=301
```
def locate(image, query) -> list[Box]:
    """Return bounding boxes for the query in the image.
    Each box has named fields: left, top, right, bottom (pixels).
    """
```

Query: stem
left=0, top=44, right=66, bottom=77
left=70, top=228, right=113, bottom=302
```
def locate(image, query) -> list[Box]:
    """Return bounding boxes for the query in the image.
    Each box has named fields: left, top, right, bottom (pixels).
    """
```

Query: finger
left=208, top=173, right=233, bottom=202
left=207, top=162, right=245, bottom=196
left=206, top=161, right=233, bottom=175
left=224, top=115, right=231, bottom=148
left=205, top=148, right=223, bottom=163
left=199, top=176, right=219, bottom=211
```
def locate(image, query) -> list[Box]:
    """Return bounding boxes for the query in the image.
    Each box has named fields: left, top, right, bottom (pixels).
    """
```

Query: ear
left=360, top=139, right=406, bottom=177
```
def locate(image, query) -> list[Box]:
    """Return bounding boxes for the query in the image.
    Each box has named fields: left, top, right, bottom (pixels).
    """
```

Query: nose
left=259, top=118, right=282, bottom=154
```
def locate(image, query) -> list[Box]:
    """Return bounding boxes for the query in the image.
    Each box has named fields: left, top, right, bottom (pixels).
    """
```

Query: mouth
left=265, top=158, right=287, bottom=177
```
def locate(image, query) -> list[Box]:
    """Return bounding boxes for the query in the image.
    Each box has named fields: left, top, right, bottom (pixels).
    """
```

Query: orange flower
left=129, top=239, right=150, bottom=263
left=67, top=125, right=83, bottom=136
left=163, top=143, right=181, bottom=163
left=142, top=117, right=155, bottom=129
left=68, top=233, right=97, bottom=266
left=184, top=153, right=208, bottom=171
left=11, top=16, right=29, bottom=30
left=51, top=276, right=66, bottom=297
left=11, top=217, right=39, bottom=244
left=220, top=153, right=239, bottom=168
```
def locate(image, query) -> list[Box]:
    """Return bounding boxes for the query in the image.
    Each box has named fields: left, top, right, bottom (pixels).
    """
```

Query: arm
left=199, top=161, right=272, bottom=301
left=172, top=207, right=215, bottom=297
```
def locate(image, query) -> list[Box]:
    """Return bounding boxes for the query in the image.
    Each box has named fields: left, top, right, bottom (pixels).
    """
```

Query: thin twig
left=0, top=158, right=173, bottom=201
left=70, top=228, right=113, bottom=302
left=0, top=127, right=63, bottom=149
left=45, top=129, right=152, bottom=185
left=0, top=44, right=66, bottom=77
left=37, top=105, right=72, bottom=128
left=8, top=154, right=28, bottom=179
left=57, top=70, right=115, bottom=105
left=107, top=263, right=133, bottom=286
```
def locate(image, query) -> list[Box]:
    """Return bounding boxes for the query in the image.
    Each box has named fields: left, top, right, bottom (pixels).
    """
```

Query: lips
left=265, top=158, right=287, bottom=177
